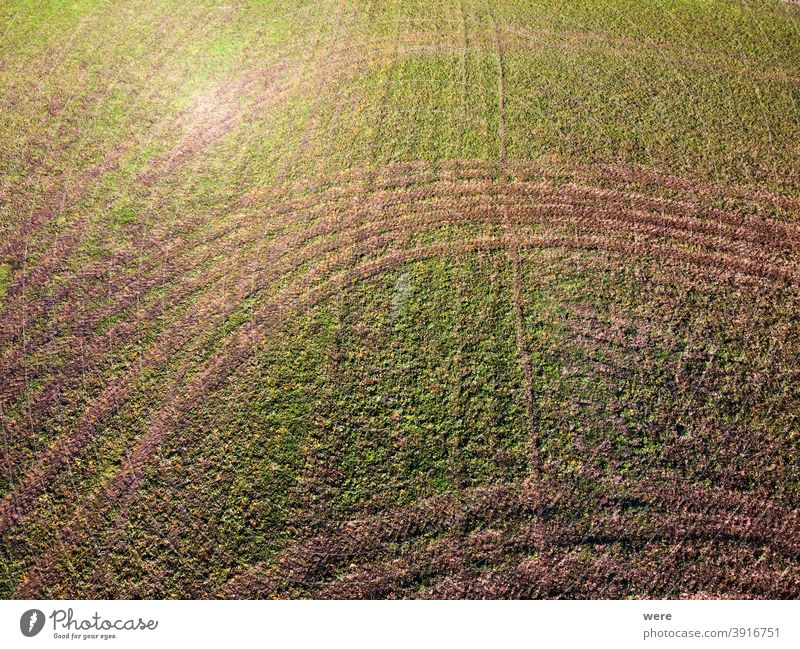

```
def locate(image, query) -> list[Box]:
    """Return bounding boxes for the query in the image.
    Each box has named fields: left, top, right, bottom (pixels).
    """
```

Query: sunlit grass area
left=1, top=0, right=799, bottom=599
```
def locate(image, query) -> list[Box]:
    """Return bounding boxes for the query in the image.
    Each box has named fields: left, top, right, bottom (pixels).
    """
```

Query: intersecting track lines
left=4, top=158, right=798, bottom=597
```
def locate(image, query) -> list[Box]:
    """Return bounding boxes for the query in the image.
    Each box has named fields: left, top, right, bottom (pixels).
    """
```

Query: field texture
left=1, top=0, right=800, bottom=599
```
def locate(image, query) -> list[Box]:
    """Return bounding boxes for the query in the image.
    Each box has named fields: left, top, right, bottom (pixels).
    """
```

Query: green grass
left=1, top=0, right=799, bottom=599
left=0, top=263, right=9, bottom=306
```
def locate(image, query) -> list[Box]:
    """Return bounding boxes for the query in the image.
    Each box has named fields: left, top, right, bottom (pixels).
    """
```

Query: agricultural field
left=1, top=0, right=799, bottom=599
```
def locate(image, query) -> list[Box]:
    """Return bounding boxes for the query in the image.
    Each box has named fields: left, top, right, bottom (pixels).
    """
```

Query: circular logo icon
left=20, top=609, right=45, bottom=637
